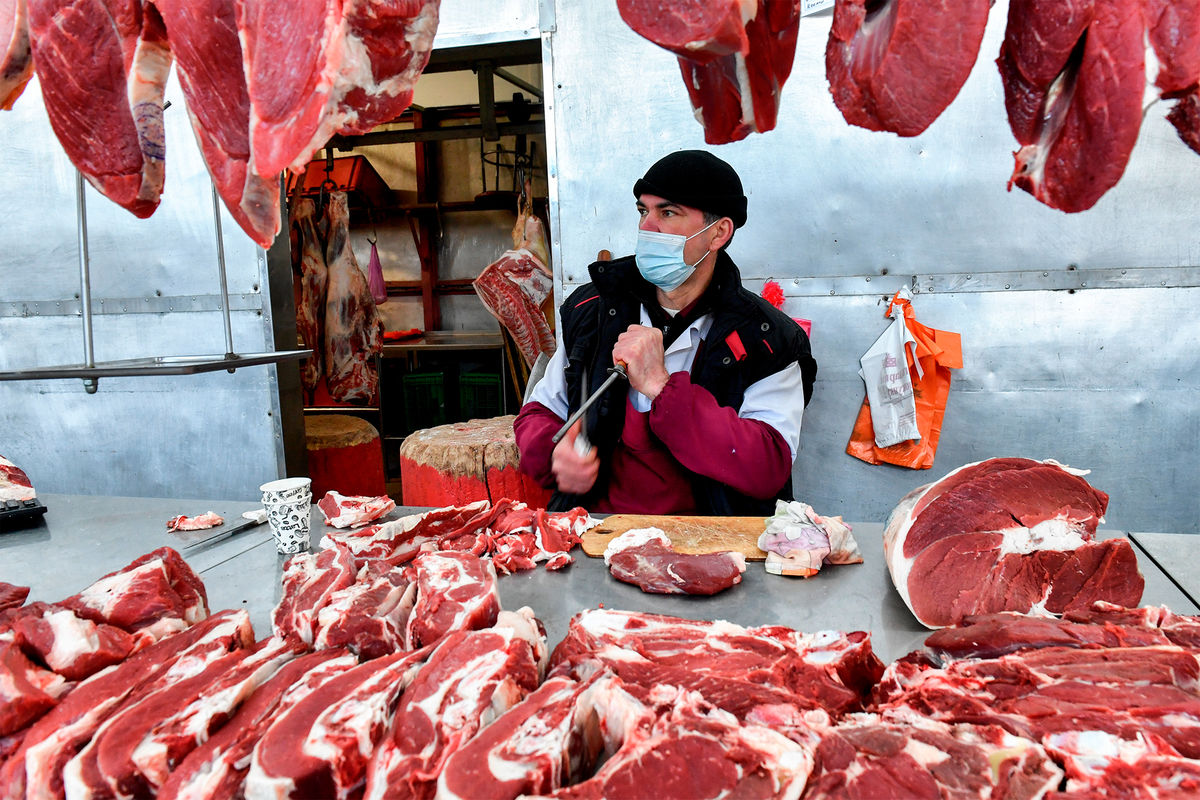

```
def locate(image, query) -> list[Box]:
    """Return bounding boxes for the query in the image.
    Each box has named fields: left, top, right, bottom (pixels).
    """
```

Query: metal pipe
left=210, top=183, right=237, bottom=365
left=75, top=172, right=97, bottom=393
left=493, top=67, right=543, bottom=100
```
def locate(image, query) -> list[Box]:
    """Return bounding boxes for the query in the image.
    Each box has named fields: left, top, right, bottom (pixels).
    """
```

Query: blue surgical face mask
left=634, top=219, right=719, bottom=292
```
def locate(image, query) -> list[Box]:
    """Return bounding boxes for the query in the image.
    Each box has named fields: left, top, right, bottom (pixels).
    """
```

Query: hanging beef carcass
left=997, top=0, right=1146, bottom=212
left=1, top=0, right=33, bottom=109
left=323, top=191, right=383, bottom=404
left=617, top=0, right=801, bottom=144
left=473, top=194, right=555, bottom=366
left=290, top=197, right=328, bottom=395
left=26, top=0, right=171, bottom=218
left=155, top=0, right=281, bottom=248
left=883, top=457, right=1144, bottom=629
left=1143, top=0, right=1200, bottom=156
left=238, top=0, right=442, bottom=178
left=825, top=0, right=992, bottom=137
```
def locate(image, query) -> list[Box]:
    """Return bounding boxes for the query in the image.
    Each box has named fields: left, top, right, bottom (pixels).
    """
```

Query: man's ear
left=711, top=217, right=735, bottom=250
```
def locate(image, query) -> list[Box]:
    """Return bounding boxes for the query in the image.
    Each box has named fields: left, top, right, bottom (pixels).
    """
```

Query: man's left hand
left=613, top=325, right=670, bottom=400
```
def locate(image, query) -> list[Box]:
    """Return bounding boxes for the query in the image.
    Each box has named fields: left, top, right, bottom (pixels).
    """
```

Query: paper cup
left=263, top=497, right=311, bottom=554
left=260, top=477, right=312, bottom=505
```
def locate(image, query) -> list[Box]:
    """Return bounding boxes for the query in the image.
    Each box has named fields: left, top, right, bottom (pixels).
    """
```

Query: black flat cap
left=632, top=150, right=747, bottom=228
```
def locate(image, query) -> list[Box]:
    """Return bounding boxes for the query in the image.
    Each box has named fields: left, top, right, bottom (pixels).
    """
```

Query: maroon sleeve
left=513, top=401, right=564, bottom=489
left=648, top=372, right=792, bottom=499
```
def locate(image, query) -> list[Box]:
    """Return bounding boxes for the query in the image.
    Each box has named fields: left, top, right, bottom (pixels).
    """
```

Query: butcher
left=514, top=150, right=816, bottom=515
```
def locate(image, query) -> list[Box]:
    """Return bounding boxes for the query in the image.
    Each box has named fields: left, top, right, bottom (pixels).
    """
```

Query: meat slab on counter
left=317, top=491, right=396, bottom=529
left=883, top=457, right=1142, bottom=628
left=0, top=456, right=35, bottom=503
left=602, top=527, right=746, bottom=595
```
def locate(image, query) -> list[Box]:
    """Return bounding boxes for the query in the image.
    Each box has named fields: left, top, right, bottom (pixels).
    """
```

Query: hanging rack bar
left=75, top=172, right=98, bottom=394
left=210, top=183, right=236, bottom=363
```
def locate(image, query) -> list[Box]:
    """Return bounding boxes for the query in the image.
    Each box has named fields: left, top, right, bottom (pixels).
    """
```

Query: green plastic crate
left=401, top=371, right=446, bottom=431
left=459, top=371, right=502, bottom=420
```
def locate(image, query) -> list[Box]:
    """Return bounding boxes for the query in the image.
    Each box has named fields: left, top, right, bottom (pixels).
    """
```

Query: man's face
left=635, top=193, right=719, bottom=270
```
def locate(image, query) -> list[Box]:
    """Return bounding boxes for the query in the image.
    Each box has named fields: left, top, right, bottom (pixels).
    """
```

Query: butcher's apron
left=595, top=397, right=695, bottom=514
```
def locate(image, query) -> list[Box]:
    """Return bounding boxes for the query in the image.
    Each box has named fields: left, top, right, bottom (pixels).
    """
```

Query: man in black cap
left=514, top=150, right=816, bottom=515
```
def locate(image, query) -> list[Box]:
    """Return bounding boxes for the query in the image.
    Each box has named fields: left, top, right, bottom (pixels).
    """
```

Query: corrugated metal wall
left=540, top=1, right=1200, bottom=533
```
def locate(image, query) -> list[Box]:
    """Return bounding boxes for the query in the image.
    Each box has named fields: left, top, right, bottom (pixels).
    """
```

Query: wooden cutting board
left=582, top=514, right=769, bottom=561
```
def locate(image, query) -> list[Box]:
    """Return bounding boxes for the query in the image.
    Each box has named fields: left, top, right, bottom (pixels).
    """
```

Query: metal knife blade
left=173, top=513, right=267, bottom=549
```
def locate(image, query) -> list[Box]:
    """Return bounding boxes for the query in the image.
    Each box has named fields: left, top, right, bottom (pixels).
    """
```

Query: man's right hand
left=551, top=420, right=598, bottom=494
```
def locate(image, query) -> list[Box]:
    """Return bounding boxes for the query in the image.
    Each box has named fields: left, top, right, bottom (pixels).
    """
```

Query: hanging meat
left=290, top=198, right=327, bottom=396
left=825, top=0, right=992, bottom=137
left=323, top=191, right=383, bottom=404
left=1, top=0, right=33, bottom=109
left=473, top=192, right=555, bottom=366
left=26, top=0, right=171, bottom=218
left=998, top=0, right=1146, bottom=212
left=1143, top=0, right=1200, bottom=156
left=154, top=0, right=280, bottom=248
left=616, top=0, right=801, bottom=144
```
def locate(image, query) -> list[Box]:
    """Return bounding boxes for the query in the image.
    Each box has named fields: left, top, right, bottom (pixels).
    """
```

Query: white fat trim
left=995, top=518, right=1087, bottom=556
left=603, top=527, right=670, bottom=564
left=42, top=610, right=100, bottom=671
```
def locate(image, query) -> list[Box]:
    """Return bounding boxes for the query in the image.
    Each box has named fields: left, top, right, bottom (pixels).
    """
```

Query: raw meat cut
left=245, top=646, right=429, bottom=800
left=1043, top=729, right=1200, bottom=797
left=826, top=0, right=991, bottom=136
left=313, top=562, right=415, bottom=658
left=10, top=606, right=139, bottom=680
left=883, top=457, right=1141, bottom=629
left=0, top=454, right=34, bottom=501
left=291, top=197, right=328, bottom=394
left=158, top=650, right=355, bottom=800
left=0, top=639, right=67, bottom=736
left=618, top=0, right=802, bottom=144
left=154, top=0, right=281, bottom=248
left=436, top=673, right=608, bottom=800
left=405, top=550, right=500, bottom=649
left=616, top=0, right=749, bottom=63
left=166, top=511, right=224, bottom=531
left=62, top=636, right=296, bottom=799
left=362, top=615, right=545, bottom=800
left=998, top=0, right=1146, bottom=212
left=542, top=683, right=814, bottom=800
left=473, top=246, right=555, bottom=366
left=27, top=0, right=171, bottom=218
left=1144, top=0, right=1200, bottom=156
left=549, top=609, right=883, bottom=721
left=61, top=547, right=210, bottom=638
left=324, top=191, right=383, bottom=403
left=237, top=0, right=344, bottom=177
left=333, top=0, right=440, bottom=136
left=1065, top=601, right=1200, bottom=649
left=0, top=0, right=33, bottom=109
left=603, top=527, right=746, bottom=595
left=676, top=0, right=802, bottom=144
left=804, top=712, right=1062, bottom=799
left=271, top=542, right=357, bottom=645
left=318, top=501, right=488, bottom=568
left=758, top=500, right=862, bottom=578
left=923, top=610, right=1171, bottom=661
left=317, top=490, right=396, bottom=528
left=0, top=581, right=29, bottom=612
left=0, top=609, right=252, bottom=800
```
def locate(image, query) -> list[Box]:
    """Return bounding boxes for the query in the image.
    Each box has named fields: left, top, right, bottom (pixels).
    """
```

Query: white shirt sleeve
left=736, top=361, right=806, bottom=463
left=524, top=328, right=570, bottom=420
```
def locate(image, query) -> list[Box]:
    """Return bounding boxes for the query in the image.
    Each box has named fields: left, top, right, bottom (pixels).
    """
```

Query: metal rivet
left=608, top=308, right=616, bottom=316
left=722, top=357, right=731, bottom=365
left=597, top=266, right=605, bottom=273
left=760, top=322, right=770, bottom=332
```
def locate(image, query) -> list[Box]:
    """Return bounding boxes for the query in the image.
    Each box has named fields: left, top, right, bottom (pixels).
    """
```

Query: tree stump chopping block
left=305, top=415, right=386, bottom=500
left=398, top=415, right=552, bottom=508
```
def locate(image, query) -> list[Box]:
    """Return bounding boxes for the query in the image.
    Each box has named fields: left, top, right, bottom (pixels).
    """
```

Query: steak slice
left=603, top=528, right=746, bottom=595
left=825, top=0, right=991, bottom=136
left=883, top=457, right=1141, bottom=629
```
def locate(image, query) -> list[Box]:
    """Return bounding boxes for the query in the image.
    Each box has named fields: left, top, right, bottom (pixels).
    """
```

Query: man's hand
left=613, top=325, right=671, bottom=400
left=551, top=420, right=598, bottom=494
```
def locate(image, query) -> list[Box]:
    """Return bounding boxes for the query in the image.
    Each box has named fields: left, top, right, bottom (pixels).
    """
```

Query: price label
left=801, top=0, right=835, bottom=15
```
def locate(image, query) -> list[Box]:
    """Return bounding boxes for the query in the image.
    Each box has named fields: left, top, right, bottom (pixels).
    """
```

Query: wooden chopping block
left=582, top=514, right=769, bottom=561
left=399, top=415, right=553, bottom=508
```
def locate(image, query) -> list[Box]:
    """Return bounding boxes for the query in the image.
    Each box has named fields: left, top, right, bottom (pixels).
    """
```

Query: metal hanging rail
left=0, top=175, right=309, bottom=390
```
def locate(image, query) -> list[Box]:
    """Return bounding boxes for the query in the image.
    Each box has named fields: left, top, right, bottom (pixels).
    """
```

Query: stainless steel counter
left=1130, top=531, right=1200, bottom=611
left=3, top=495, right=1196, bottom=664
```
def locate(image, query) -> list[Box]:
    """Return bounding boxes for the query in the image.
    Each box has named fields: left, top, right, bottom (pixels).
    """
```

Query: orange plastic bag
left=846, top=291, right=963, bottom=470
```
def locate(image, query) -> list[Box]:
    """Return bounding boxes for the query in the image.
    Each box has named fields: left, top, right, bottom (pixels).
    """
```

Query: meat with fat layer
left=0, top=0, right=33, bottom=110
left=603, top=527, right=746, bottom=595
left=1, top=454, right=36, bottom=502
left=166, top=511, right=225, bottom=531
left=317, top=490, right=396, bottom=529
left=883, top=457, right=1142, bottom=629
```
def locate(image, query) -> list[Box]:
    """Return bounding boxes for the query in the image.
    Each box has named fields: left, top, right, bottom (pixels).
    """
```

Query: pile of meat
left=0, top=0, right=440, bottom=248
left=292, top=191, right=384, bottom=404
left=826, top=0, right=1200, bottom=211
left=0, top=455, right=35, bottom=502
left=884, top=457, right=1143, bottom=629
left=7, top=536, right=1200, bottom=798
left=320, top=498, right=593, bottom=575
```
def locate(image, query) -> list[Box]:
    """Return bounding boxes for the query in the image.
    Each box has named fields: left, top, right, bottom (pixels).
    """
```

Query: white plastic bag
left=859, top=291, right=920, bottom=447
